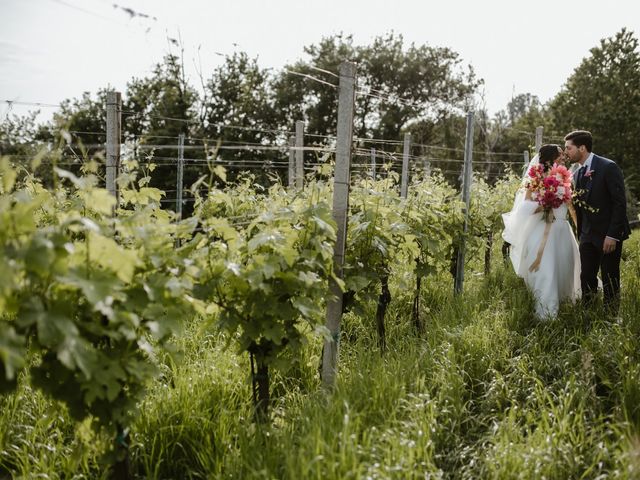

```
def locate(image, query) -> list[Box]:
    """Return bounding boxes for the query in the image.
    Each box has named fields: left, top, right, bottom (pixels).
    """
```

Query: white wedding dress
left=502, top=171, right=581, bottom=319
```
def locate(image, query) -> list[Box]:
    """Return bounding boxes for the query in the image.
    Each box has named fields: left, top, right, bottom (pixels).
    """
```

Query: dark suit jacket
left=573, top=154, right=631, bottom=246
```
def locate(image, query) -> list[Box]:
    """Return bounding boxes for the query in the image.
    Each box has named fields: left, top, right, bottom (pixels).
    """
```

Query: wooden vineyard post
left=371, top=147, right=376, bottom=180
left=423, top=159, right=431, bottom=178
left=454, top=112, right=474, bottom=294
left=535, top=126, right=543, bottom=153
left=174, top=133, right=185, bottom=248
left=295, top=120, right=304, bottom=190
left=106, top=91, right=121, bottom=207
left=176, top=133, right=185, bottom=221
left=400, top=132, right=411, bottom=198
left=288, top=136, right=296, bottom=188
left=321, top=61, right=356, bottom=389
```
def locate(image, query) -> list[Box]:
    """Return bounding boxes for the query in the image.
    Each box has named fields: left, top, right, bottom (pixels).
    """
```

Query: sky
left=1, top=0, right=639, bottom=124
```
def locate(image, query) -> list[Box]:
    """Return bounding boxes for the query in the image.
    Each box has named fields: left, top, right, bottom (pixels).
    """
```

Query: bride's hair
left=538, top=144, right=561, bottom=172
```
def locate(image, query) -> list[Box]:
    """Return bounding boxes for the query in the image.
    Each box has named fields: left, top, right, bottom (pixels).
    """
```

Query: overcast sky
left=2, top=0, right=639, bottom=123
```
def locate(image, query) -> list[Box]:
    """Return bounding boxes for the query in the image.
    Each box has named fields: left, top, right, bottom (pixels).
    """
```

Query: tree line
left=2, top=29, right=639, bottom=202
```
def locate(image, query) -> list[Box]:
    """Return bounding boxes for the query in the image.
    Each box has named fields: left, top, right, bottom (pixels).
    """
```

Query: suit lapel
left=585, top=155, right=599, bottom=202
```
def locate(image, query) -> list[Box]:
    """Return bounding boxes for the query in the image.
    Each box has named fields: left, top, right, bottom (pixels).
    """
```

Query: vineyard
left=1, top=62, right=640, bottom=479
left=1, top=138, right=640, bottom=478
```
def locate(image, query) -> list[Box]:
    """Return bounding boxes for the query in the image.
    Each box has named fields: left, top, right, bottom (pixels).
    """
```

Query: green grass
left=2, top=232, right=640, bottom=479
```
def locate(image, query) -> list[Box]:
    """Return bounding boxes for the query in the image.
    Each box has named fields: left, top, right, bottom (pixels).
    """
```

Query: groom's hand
left=603, top=237, right=618, bottom=254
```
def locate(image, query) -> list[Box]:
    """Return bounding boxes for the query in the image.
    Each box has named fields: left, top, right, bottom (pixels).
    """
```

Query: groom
left=564, top=130, right=631, bottom=315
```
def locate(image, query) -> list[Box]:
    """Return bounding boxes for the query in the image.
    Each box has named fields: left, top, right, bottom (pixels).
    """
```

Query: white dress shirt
left=581, top=152, right=594, bottom=172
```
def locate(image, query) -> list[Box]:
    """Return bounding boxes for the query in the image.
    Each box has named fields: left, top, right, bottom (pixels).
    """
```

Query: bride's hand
left=534, top=205, right=543, bottom=214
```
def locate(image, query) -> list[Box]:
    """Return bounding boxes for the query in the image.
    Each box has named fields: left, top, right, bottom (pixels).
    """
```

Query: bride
left=502, top=144, right=581, bottom=319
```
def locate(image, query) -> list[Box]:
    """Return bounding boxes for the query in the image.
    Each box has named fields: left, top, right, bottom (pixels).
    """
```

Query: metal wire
left=284, top=70, right=338, bottom=88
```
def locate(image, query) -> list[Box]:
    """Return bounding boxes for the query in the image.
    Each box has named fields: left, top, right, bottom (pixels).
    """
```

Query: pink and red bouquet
left=525, top=163, right=572, bottom=222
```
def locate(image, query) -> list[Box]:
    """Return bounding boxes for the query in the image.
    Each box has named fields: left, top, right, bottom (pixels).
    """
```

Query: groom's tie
left=578, top=164, right=587, bottom=187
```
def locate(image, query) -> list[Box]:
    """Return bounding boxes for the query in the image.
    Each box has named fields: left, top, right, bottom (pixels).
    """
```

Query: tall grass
left=1, top=232, right=639, bottom=479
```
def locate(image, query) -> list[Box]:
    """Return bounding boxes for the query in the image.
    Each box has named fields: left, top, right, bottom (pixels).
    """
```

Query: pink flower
left=549, top=164, right=571, bottom=182
left=584, top=169, right=595, bottom=178
left=528, top=164, right=545, bottom=179
left=543, top=176, right=560, bottom=189
left=526, top=164, right=572, bottom=211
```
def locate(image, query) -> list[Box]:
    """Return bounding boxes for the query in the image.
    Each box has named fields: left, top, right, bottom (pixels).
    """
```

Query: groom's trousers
left=579, top=240, right=623, bottom=314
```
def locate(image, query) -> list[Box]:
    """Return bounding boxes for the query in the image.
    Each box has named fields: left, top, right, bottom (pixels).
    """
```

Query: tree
left=0, top=110, right=52, bottom=156
left=53, top=90, right=108, bottom=149
left=0, top=111, right=55, bottom=185
left=125, top=53, right=200, bottom=197
left=550, top=28, right=640, bottom=195
left=492, top=94, right=550, bottom=154
left=4, top=33, right=483, bottom=194
left=507, top=93, right=542, bottom=126
left=272, top=32, right=480, bottom=141
left=199, top=52, right=277, bottom=184
left=268, top=33, right=481, bottom=188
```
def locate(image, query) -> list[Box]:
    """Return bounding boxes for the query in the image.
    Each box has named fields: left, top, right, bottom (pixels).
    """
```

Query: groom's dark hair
left=564, top=130, right=593, bottom=152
